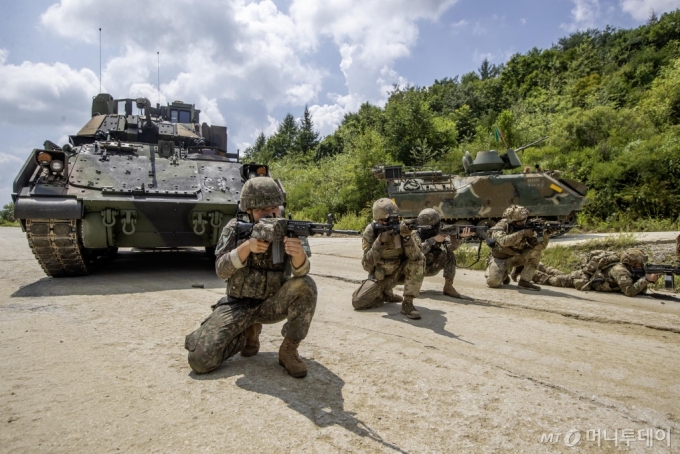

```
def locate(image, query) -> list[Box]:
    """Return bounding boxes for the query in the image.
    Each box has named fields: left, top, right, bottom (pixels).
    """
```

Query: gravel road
left=1, top=227, right=678, bottom=453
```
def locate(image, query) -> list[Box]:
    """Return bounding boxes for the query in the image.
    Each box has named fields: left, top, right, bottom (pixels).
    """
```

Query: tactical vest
left=227, top=234, right=287, bottom=300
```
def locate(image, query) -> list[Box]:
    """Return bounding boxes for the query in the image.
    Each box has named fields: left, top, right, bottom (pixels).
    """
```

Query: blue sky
left=0, top=0, right=678, bottom=205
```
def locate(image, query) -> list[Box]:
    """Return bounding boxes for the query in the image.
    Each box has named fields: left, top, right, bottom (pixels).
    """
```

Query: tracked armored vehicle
left=13, top=93, right=270, bottom=277
left=373, top=139, right=587, bottom=236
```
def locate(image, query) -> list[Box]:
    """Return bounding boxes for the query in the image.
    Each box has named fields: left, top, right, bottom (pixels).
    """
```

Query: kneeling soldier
left=416, top=208, right=473, bottom=298
left=185, top=177, right=317, bottom=378
left=485, top=205, right=550, bottom=291
left=353, top=198, right=425, bottom=319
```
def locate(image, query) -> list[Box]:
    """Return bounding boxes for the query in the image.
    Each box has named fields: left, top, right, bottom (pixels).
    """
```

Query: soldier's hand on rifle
left=434, top=234, right=447, bottom=242
left=247, top=238, right=270, bottom=254
left=522, top=228, right=535, bottom=238
left=283, top=236, right=305, bottom=258
left=399, top=222, right=413, bottom=237
left=459, top=227, right=474, bottom=238
left=646, top=273, right=660, bottom=283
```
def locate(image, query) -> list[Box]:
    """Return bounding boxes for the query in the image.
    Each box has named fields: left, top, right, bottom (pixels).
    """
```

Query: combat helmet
left=372, top=198, right=398, bottom=221
left=620, top=248, right=648, bottom=267
left=502, top=205, right=530, bottom=222
left=417, top=208, right=441, bottom=226
left=240, top=177, right=286, bottom=211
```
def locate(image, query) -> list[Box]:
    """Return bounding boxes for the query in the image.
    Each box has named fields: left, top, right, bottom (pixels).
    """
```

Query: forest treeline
left=245, top=10, right=680, bottom=231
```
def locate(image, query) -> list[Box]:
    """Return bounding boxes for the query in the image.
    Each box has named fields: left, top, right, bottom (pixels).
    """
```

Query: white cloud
left=0, top=152, right=24, bottom=165
left=290, top=0, right=458, bottom=109
left=620, top=0, right=679, bottom=20
left=560, top=0, right=601, bottom=32
left=451, top=19, right=469, bottom=29
left=520, top=18, right=527, bottom=25
left=472, top=51, right=496, bottom=64
left=309, top=103, right=348, bottom=137
left=13, top=0, right=461, bottom=151
left=0, top=49, right=99, bottom=127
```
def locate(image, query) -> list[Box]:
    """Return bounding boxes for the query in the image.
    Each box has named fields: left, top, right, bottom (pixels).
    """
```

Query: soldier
left=185, top=177, right=317, bottom=378
left=416, top=208, right=473, bottom=298
left=484, top=205, right=551, bottom=291
left=352, top=198, right=425, bottom=319
left=531, top=248, right=660, bottom=297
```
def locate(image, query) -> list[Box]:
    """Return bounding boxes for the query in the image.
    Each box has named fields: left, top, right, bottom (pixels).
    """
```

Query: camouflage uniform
left=185, top=178, right=317, bottom=376
left=532, top=249, right=652, bottom=297
left=422, top=235, right=460, bottom=280
left=353, top=223, right=425, bottom=309
left=485, top=205, right=550, bottom=288
left=352, top=198, right=425, bottom=319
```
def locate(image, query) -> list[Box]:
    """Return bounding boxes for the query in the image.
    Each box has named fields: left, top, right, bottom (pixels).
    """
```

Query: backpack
left=580, top=250, right=620, bottom=275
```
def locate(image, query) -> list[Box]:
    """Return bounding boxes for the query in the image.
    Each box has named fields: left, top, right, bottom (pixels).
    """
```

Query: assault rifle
left=495, top=218, right=575, bottom=241
left=371, top=215, right=419, bottom=249
left=631, top=263, right=680, bottom=289
left=416, top=223, right=487, bottom=242
left=236, top=214, right=361, bottom=264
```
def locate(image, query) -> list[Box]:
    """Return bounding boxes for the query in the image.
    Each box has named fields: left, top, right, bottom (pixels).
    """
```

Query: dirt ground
left=1, top=227, right=679, bottom=453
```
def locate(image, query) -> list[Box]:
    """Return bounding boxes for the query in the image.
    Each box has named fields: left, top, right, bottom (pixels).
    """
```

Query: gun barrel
left=330, top=229, right=362, bottom=235
left=514, top=136, right=549, bottom=153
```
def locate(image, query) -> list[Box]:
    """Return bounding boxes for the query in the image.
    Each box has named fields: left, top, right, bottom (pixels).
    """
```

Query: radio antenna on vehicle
left=157, top=51, right=160, bottom=106
left=99, top=28, right=102, bottom=93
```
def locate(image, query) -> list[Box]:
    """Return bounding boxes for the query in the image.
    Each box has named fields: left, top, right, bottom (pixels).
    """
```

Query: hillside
left=246, top=10, right=680, bottom=231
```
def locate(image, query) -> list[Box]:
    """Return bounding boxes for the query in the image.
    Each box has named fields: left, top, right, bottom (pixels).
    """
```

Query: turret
left=462, top=136, right=548, bottom=176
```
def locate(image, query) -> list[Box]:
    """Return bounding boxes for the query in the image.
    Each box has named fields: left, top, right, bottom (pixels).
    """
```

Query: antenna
left=157, top=51, right=160, bottom=105
left=99, top=28, right=102, bottom=93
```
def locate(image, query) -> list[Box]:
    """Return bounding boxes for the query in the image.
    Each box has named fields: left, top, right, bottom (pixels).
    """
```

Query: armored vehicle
left=12, top=93, right=271, bottom=277
left=373, top=138, right=587, bottom=236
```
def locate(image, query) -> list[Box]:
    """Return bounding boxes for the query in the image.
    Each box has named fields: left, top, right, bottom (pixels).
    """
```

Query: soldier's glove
left=526, top=236, right=539, bottom=248
left=522, top=228, right=535, bottom=238
left=399, top=222, right=413, bottom=237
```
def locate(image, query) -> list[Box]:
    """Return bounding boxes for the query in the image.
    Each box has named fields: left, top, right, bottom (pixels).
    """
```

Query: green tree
left=266, top=113, right=298, bottom=159
left=296, top=106, right=320, bottom=154
left=0, top=203, right=15, bottom=224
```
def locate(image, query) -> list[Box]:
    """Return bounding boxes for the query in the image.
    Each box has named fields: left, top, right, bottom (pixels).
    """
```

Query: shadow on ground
left=190, top=353, right=408, bottom=453
left=360, top=303, right=475, bottom=345
left=12, top=250, right=223, bottom=298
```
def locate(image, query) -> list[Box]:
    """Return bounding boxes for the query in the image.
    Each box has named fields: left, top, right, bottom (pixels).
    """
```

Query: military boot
left=518, top=279, right=541, bottom=291
left=502, top=274, right=511, bottom=285
left=279, top=338, right=307, bottom=378
left=443, top=279, right=460, bottom=298
left=241, top=323, right=262, bottom=357
left=401, top=297, right=421, bottom=320
left=383, top=292, right=403, bottom=303
left=511, top=266, right=523, bottom=282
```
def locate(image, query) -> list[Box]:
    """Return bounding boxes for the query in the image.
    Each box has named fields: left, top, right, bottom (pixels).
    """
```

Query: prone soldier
left=352, top=198, right=425, bottom=319
left=485, top=205, right=551, bottom=291
left=531, top=248, right=660, bottom=297
left=185, top=177, right=317, bottom=378
left=416, top=208, right=474, bottom=298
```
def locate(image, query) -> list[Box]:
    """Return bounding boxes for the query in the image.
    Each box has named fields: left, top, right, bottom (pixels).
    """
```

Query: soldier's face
left=512, top=219, right=526, bottom=227
left=249, top=205, right=281, bottom=221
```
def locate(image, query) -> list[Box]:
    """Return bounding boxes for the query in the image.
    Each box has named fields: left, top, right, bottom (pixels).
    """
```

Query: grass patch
left=0, top=221, right=19, bottom=227
left=455, top=242, right=490, bottom=271
left=578, top=214, right=679, bottom=233
left=333, top=212, right=371, bottom=231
